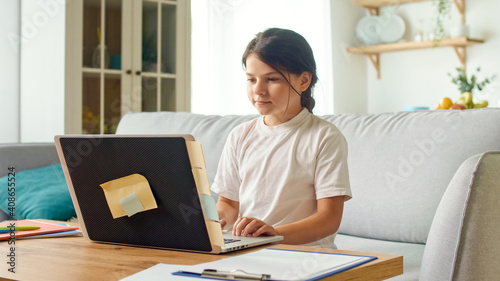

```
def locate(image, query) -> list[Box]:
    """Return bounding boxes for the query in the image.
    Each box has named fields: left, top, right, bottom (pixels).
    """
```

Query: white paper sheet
left=181, top=248, right=375, bottom=280
left=122, top=248, right=376, bottom=281
left=120, top=264, right=198, bottom=281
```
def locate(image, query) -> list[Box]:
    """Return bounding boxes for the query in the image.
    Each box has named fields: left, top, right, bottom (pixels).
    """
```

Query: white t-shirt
left=211, top=108, right=352, bottom=248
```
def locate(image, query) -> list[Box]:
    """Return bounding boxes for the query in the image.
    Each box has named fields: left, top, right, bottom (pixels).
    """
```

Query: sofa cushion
left=420, top=152, right=500, bottom=281
left=0, top=164, right=76, bottom=221
left=116, top=109, right=500, bottom=244
left=324, top=109, right=500, bottom=243
left=336, top=234, right=424, bottom=281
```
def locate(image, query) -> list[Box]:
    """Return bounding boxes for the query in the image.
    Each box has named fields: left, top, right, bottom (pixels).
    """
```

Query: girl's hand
left=232, top=217, right=278, bottom=237
left=219, top=219, right=227, bottom=229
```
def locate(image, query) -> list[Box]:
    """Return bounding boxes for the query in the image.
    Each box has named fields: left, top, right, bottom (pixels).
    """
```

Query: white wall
left=363, top=1, right=500, bottom=113
left=20, top=0, right=66, bottom=142
left=0, top=1, right=20, bottom=143
left=330, top=1, right=367, bottom=113
left=191, top=0, right=340, bottom=116
left=4, top=1, right=498, bottom=145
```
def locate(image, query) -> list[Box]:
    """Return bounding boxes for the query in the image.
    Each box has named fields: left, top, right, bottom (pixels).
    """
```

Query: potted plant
left=437, top=67, right=496, bottom=110
left=449, top=67, right=495, bottom=93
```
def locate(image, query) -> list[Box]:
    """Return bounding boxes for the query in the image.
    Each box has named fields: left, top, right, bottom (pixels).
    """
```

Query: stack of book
left=0, top=220, right=81, bottom=240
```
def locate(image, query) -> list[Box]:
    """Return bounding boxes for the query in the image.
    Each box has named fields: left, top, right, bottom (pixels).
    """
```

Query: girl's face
left=245, top=53, right=311, bottom=126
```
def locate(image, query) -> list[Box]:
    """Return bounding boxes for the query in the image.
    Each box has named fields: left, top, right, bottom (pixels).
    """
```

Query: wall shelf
left=352, top=0, right=431, bottom=7
left=347, top=37, right=483, bottom=78
left=352, top=0, right=465, bottom=23
left=353, top=0, right=431, bottom=15
left=349, top=0, right=478, bottom=78
left=347, top=37, right=482, bottom=54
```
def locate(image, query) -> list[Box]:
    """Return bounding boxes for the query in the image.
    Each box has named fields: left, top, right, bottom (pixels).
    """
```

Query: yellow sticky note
left=100, top=174, right=158, bottom=219
left=192, top=168, right=210, bottom=195
left=185, top=141, right=206, bottom=169
left=206, top=220, right=224, bottom=247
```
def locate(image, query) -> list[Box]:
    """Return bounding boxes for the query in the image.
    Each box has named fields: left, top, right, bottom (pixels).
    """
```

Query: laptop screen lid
left=55, top=135, right=225, bottom=253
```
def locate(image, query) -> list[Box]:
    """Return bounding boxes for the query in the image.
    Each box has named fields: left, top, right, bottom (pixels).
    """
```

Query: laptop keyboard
left=223, top=238, right=241, bottom=244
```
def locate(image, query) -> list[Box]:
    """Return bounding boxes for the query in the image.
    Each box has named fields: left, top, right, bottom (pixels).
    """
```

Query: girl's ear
left=299, top=72, right=313, bottom=92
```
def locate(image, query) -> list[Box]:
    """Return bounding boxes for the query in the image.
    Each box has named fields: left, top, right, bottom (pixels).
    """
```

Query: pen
left=0, top=226, right=41, bottom=234
left=201, top=269, right=271, bottom=281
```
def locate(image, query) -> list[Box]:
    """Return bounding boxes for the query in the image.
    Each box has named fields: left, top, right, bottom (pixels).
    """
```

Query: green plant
left=433, top=0, right=452, bottom=42
left=448, top=67, right=496, bottom=93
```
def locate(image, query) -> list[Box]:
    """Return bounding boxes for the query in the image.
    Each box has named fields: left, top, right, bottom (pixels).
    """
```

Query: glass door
left=82, top=0, right=123, bottom=134
left=78, top=0, right=184, bottom=134
left=139, top=0, right=177, bottom=112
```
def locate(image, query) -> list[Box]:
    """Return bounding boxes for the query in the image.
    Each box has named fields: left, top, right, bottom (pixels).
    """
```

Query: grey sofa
left=1, top=109, right=499, bottom=280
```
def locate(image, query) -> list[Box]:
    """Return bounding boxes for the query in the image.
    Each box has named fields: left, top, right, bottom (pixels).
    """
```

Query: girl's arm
left=216, top=195, right=239, bottom=229
left=232, top=196, right=345, bottom=245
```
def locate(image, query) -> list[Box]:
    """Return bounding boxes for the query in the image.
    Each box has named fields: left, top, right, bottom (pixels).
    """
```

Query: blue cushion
left=0, top=164, right=76, bottom=221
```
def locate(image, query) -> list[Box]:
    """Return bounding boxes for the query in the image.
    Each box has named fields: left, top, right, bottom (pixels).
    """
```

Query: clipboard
left=171, top=248, right=377, bottom=281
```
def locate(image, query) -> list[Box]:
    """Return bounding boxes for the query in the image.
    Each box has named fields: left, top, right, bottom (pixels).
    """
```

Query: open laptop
left=54, top=135, right=282, bottom=254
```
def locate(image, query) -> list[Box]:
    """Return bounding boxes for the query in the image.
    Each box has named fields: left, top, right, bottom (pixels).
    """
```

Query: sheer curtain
left=191, top=0, right=334, bottom=115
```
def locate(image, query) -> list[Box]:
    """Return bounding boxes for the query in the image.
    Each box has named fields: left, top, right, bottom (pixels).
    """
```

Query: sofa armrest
left=0, top=143, right=59, bottom=177
left=0, top=143, right=60, bottom=221
left=420, top=151, right=500, bottom=281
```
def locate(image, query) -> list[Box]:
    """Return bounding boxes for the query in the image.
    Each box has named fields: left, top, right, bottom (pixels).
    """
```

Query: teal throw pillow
left=0, top=164, right=76, bottom=221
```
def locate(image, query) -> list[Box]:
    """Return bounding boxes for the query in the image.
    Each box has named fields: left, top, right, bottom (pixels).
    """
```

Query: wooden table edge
left=0, top=220, right=403, bottom=281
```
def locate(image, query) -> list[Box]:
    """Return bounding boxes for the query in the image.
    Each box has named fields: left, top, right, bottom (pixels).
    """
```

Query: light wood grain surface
left=347, top=37, right=483, bottom=54
left=0, top=220, right=402, bottom=281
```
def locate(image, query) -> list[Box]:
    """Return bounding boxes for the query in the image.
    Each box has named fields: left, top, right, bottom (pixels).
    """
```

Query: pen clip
left=202, top=269, right=271, bottom=281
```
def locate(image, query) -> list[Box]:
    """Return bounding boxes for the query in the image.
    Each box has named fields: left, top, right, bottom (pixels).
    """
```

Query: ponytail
left=301, top=90, right=315, bottom=113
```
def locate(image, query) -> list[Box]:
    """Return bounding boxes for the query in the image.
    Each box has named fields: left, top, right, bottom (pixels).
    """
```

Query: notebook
left=54, top=135, right=282, bottom=254
left=0, top=220, right=79, bottom=240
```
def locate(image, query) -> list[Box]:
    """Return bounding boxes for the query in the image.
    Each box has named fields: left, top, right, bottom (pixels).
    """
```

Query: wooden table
left=0, top=221, right=403, bottom=281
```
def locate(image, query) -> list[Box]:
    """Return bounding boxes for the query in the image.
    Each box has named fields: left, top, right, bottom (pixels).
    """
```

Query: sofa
left=1, top=108, right=499, bottom=280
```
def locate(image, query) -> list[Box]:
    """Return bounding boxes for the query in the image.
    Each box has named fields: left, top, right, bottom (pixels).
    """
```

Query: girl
left=211, top=28, right=351, bottom=248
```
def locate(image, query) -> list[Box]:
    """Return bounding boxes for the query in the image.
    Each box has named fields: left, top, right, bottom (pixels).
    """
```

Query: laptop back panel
left=57, top=136, right=213, bottom=252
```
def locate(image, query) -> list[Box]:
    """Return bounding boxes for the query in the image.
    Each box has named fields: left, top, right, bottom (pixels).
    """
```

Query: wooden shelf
left=353, top=0, right=431, bottom=15
left=353, top=0, right=464, bottom=23
left=350, top=0, right=474, bottom=78
left=352, top=0, right=430, bottom=8
left=347, top=37, right=483, bottom=54
left=347, top=37, right=484, bottom=78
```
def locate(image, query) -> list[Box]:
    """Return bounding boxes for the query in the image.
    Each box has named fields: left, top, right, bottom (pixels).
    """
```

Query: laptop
left=54, top=134, right=283, bottom=254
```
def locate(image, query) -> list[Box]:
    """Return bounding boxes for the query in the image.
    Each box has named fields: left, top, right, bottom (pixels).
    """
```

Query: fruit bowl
left=436, top=92, right=488, bottom=110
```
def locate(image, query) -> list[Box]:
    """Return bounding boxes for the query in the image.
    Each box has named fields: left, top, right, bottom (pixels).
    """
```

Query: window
left=191, top=0, right=334, bottom=115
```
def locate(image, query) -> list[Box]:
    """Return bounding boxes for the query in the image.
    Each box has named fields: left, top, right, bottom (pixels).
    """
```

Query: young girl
left=211, top=28, right=351, bottom=248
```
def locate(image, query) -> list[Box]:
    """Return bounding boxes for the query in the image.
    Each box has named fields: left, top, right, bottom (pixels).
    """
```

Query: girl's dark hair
left=242, top=28, right=318, bottom=113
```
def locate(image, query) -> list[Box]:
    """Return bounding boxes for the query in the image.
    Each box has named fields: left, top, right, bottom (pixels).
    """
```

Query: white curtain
left=191, top=0, right=334, bottom=116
